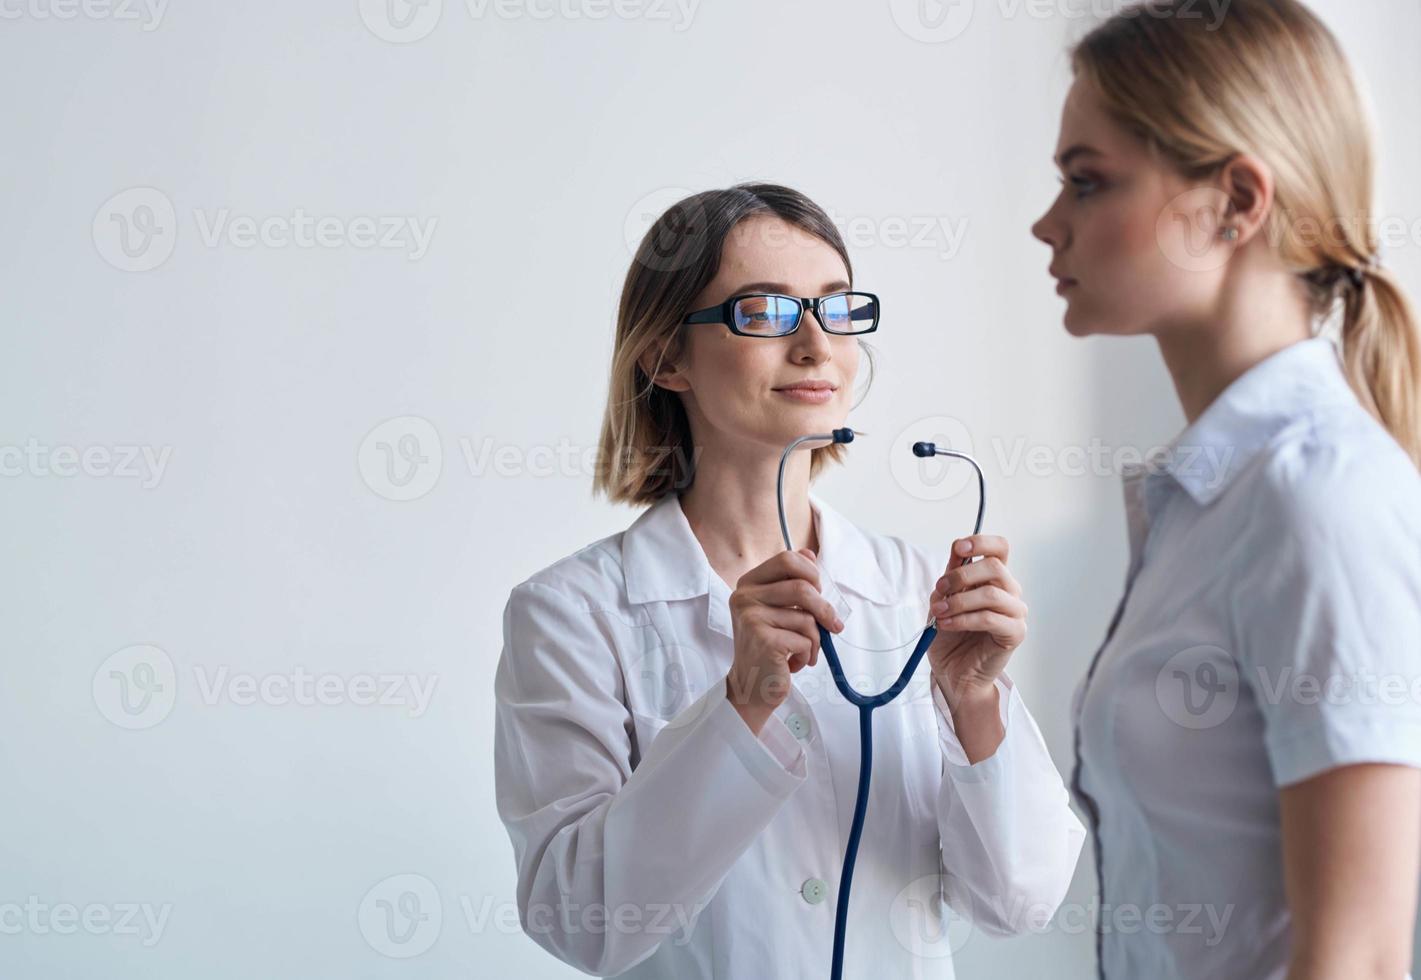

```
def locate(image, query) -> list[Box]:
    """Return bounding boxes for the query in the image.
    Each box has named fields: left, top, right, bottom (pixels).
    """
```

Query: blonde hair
left=593, top=183, right=877, bottom=506
left=1074, top=0, right=1421, bottom=466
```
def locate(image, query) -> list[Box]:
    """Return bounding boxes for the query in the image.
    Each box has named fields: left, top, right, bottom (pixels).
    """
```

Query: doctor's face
left=1031, top=78, right=1228, bottom=337
left=673, top=214, right=861, bottom=456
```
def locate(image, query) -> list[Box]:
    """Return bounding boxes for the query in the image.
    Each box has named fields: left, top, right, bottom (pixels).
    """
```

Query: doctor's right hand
left=725, top=547, right=845, bottom=735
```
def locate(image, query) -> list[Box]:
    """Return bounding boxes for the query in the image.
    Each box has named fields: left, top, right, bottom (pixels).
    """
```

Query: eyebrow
left=1054, top=144, right=1104, bottom=169
left=726, top=280, right=852, bottom=296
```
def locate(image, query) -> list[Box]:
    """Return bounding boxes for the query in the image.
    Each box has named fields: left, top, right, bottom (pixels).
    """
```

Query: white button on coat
left=495, top=490, right=1086, bottom=979
left=785, top=712, right=812, bottom=741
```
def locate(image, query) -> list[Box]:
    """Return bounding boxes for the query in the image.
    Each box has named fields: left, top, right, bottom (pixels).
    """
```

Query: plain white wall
left=2, top=1, right=1418, bottom=977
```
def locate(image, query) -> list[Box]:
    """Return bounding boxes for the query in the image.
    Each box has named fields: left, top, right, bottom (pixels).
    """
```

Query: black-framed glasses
left=681, top=291, right=880, bottom=338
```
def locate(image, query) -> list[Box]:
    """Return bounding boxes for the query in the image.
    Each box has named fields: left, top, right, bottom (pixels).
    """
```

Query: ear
left=637, top=339, right=690, bottom=393
left=1217, top=154, right=1274, bottom=246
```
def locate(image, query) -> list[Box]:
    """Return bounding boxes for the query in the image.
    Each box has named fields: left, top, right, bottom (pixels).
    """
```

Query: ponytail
left=1339, top=265, right=1421, bottom=469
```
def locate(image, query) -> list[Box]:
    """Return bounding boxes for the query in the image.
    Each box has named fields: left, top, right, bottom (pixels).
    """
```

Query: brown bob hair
left=594, top=183, right=877, bottom=506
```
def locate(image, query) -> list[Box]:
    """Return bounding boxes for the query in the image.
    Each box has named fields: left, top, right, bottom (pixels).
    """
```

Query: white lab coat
left=494, top=490, right=1085, bottom=978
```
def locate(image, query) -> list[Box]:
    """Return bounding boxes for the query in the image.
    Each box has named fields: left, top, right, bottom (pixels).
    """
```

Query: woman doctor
left=494, top=182, right=1085, bottom=978
left=1031, top=1, right=1421, bottom=978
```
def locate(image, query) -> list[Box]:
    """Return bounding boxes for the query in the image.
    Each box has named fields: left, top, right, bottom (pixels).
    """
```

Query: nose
left=1032, top=196, right=1068, bottom=251
left=788, top=302, right=833, bottom=362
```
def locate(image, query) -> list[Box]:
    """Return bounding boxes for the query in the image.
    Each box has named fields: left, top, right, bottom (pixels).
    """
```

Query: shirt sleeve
left=929, top=670, right=1087, bottom=936
left=1234, top=438, right=1421, bottom=788
left=493, top=581, right=808, bottom=976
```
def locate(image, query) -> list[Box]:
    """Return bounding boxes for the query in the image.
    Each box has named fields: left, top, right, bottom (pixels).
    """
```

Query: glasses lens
left=733, top=295, right=801, bottom=336
left=819, top=293, right=877, bottom=334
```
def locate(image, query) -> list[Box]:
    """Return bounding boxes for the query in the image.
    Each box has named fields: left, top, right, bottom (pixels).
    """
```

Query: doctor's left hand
left=926, top=534, right=1027, bottom=711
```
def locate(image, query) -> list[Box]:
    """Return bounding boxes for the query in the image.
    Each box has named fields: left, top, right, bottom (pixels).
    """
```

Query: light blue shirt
left=1070, top=337, right=1421, bottom=979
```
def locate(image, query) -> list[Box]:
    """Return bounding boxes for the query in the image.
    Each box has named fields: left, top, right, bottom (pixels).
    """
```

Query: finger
left=934, top=609, right=1026, bottom=645
left=759, top=606, right=824, bottom=656
left=755, top=578, right=843, bottom=633
left=769, top=627, right=815, bottom=672
left=931, top=584, right=1027, bottom=621
left=737, top=548, right=822, bottom=593
left=936, top=556, right=1020, bottom=598
left=950, top=535, right=1009, bottom=564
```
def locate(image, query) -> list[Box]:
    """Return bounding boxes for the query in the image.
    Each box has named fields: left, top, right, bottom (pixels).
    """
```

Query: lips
left=774, top=383, right=837, bottom=404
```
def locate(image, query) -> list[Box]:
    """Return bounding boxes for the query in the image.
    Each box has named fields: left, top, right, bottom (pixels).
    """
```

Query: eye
left=1058, top=173, right=1100, bottom=200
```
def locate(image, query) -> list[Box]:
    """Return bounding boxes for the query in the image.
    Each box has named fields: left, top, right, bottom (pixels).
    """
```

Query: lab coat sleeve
left=494, top=581, right=809, bottom=976
left=928, top=671, right=1086, bottom=936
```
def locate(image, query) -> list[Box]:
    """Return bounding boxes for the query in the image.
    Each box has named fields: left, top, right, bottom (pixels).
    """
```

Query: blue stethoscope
left=776, top=427, right=986, bottom=980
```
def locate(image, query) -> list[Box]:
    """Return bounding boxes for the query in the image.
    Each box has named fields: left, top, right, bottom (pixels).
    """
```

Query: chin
left=770, top=405, right=846, bottom=440
left=1062, top=304, right=1093, bottom=337
left=1062, top=300, right=1135, bottom=338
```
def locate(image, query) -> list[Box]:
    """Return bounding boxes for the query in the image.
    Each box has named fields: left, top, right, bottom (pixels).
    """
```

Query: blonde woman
left=1031, top=1, right=1421, bottom=977
left=494, top=183, right=1085, bottom=978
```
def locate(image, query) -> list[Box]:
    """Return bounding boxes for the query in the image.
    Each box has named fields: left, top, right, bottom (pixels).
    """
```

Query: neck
left=676, top=439, right=818, bottom=589
left=1154, top=259, right=1313, bottom=424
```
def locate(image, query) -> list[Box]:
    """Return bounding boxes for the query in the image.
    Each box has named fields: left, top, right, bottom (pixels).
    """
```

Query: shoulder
left=506, top=526, right=631, bottom=615
left=1249, top=402, right=1421, bottom=535
left=1228, top=403, right=1421, bottom=575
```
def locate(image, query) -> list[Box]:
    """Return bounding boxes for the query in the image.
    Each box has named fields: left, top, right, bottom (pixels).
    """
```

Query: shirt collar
left=621, top=489, right=896, bottom=637
left=1139, top=337, right=1355, bottom=509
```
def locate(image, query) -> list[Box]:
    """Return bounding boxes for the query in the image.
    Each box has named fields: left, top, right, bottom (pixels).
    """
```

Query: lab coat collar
left=1138, top=337, right=1355, bottom=510
left=621, top=489, right=896, bottom=638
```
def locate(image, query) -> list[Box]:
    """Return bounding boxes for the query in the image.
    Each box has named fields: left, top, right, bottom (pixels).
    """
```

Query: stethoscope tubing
left=776, top=428, right=985, bottom=980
